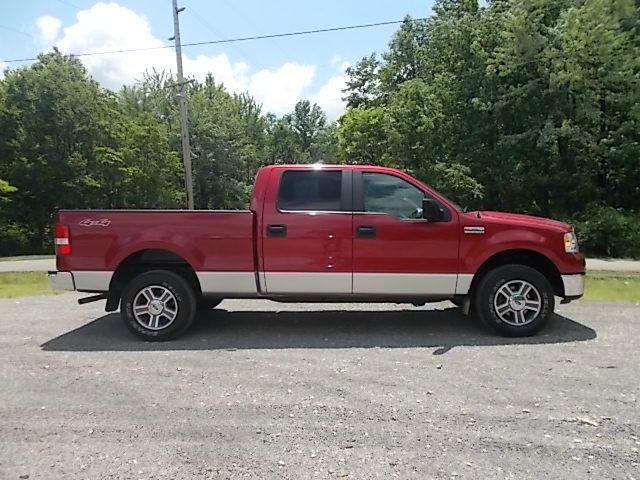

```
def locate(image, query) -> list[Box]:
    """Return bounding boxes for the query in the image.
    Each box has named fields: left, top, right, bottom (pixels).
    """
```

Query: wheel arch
left=468, top=249, right=564, bottom=300
left=106, top=248, right=202, bottom=311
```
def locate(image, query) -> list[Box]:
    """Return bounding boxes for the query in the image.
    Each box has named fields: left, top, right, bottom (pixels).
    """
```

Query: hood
left=463, top=211, right=571, bottom=233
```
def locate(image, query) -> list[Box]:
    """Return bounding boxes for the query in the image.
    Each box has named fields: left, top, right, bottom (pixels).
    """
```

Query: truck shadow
left=41, top=307, right=596, bottom=354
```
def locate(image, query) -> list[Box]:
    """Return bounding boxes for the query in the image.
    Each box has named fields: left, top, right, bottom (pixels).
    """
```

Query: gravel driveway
left=1, top=294, right=638, bottom=479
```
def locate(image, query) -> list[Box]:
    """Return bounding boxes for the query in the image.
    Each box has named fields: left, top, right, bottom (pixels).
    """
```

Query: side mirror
left=422, top=198, right=444, bottom=222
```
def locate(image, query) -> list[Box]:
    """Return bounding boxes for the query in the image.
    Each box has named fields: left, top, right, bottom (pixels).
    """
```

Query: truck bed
left=56, top=210, right=256, bottom=274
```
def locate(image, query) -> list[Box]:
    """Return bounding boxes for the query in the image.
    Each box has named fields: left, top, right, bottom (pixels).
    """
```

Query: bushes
left=573, top=206, right=640, bottom=259
left=0, top=221, right=32, bottom=257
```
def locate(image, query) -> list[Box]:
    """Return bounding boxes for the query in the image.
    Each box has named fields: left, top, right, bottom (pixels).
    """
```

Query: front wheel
left=474, top=264, right=554, bottom=337
left=121, top=270, right=197, bottom=341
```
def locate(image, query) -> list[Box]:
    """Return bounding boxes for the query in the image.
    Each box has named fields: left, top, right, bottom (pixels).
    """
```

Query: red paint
left=55, top=210, right=255, bottom=273
left=353, top=214, right=459, bottom=273
left=53, top=164, right=585, bottom=293
left=458, top=211, right=585, bottom=274
left=260, top=167, right=352, bottom=274
left=352, top=168, right=459, bottom=274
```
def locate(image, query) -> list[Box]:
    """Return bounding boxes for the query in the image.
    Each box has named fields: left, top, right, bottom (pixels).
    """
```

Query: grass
left=0, top=271, right=639, bottom=301
left=0, top=271, right=59, bottom=298
left=584, top=271, right=640, bottom=302
left=0, top=255, right=54, bottom=262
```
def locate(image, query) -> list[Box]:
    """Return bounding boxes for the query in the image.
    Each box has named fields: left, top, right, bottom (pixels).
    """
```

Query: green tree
left=0, top=52, right=187, bottom=253
left=289, top=100, right=326, bottom=151
left=338, top=106, right=389, bottom=164
left=0, top=179, right=25, bottom=255
left=186, top=75, right=267, bottom=208
left=344, top=54, right=381, bottom=108
left=266, top=113, right=304, bottom=164
left=0, top=179, right=16, bottom=199
left=266, top=100, right=336, bottom=164
left=338, top=0, right=640, bottom=255
left=0, top=50, right=119, bottom=250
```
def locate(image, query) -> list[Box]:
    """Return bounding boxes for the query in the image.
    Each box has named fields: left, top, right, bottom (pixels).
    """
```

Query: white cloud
left=46, top=1, right=347, bottom=117
left=331, top=55, right=351, bottom=72
left=35, top=15, right=62, bottom=45
left=248, top=63, right=316, bottom=114
left=184, top=54, right=250, bottom=93
left=55, top=2, right=171, bottom=88
left=310, top=74, right=348, bottom=120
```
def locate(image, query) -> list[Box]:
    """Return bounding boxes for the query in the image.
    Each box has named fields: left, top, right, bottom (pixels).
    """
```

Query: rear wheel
left=474, top=264, right=554, bottom=337
left=121, top=270, right=196, bottom=341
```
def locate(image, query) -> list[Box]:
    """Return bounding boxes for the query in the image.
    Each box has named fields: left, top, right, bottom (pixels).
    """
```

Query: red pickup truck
left=49, top=164, right=585, bottom=340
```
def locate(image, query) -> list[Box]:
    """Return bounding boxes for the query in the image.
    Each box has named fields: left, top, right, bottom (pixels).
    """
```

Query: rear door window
left=277, top=170, right=343, bottom=211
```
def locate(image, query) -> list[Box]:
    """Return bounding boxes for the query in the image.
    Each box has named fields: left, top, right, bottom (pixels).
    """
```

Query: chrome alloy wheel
left=493, top=280, right=542, bottom=326
left=132, top=285, right=178, bottom=330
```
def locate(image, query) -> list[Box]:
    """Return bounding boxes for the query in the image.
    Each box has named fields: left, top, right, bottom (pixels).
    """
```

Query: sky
left=0, top=0, right=433, bottom=119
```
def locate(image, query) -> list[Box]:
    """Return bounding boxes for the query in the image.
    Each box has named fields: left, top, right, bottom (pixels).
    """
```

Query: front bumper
left=48, top=271, right=75, bottom=291
left=561, top=273, right=585, bottom=299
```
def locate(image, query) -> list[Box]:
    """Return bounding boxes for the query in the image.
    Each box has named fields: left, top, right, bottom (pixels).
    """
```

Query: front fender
left=460, top=229, right=565, bottom=273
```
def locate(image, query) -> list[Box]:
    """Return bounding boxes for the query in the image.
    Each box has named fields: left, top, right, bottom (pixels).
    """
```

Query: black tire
left=474, top=264, right=554, bottom=337
left=121, top=269, right=197, bottom=341
left=198, top=297, right=223, bottom=310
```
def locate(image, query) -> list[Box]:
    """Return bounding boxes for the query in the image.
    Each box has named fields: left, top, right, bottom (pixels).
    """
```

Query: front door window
left=363, top=172, right=424, bottom=219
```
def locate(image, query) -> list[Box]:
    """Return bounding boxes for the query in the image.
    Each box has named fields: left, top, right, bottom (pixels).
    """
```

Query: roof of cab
left=258, top=164, right=400, bottom=173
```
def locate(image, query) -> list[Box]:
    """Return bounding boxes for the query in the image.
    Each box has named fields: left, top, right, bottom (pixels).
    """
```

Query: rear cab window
left=277, top=170, right=347, bottom=212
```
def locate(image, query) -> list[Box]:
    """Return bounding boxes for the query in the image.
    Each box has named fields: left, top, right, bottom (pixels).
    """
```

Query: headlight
left=564, top=231, right=578, bottom=253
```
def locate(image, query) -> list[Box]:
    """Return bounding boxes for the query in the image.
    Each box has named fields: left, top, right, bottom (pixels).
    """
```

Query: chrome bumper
left=48, top=271, right=75, bottom=291
left=561, top=273, right=585, bottom=298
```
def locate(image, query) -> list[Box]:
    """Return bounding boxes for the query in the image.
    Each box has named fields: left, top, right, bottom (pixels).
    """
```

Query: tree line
left=1, top=0, right=639, bottom=257
left=0, top=53, right=336, bottom=254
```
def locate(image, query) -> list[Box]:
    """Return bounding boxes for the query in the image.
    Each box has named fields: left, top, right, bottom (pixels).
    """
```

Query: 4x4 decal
left=79, top=218, right=111, bottom=227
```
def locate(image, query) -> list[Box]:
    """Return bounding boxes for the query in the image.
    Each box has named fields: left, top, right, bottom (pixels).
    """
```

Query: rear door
left=352, top=171, right=460, bottom=296
left=260, top=168, right=353, bottom=294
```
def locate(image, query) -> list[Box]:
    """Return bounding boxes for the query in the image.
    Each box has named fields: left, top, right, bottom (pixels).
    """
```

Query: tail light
left=54, top=224, right=71, bottom=255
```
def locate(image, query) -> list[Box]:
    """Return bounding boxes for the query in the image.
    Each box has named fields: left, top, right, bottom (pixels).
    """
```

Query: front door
left=261, top=168, right=353, bottom=295
left=352, top=171, right=460, bottom=296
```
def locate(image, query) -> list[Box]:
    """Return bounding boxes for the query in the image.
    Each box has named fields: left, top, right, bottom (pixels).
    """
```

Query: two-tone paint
left=49, top=164, right=586, bottom=302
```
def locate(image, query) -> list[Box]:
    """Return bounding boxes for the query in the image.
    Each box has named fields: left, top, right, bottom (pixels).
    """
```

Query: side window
left=363, top=172, right=424, bottom=219
left=277, top=170, right=343, bottom=211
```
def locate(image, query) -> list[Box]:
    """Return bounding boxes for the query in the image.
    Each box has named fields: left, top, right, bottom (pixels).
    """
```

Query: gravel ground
left=0, top=294, right=638, bottom=479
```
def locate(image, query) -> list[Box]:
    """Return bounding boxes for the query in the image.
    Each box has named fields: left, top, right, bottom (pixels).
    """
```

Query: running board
left=78, top=294, right=107, bottom=305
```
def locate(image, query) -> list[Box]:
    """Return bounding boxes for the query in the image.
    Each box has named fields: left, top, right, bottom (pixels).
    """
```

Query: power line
left=182, top=2, right=226, bottom=39
left=1, top=18, right=426, bottom=64
left=0, top=24, right=35, bottom=39
left=217, top=0, right=265, bottom=37
left=51, top=0, right=82, bottom=10
left=181, top=1, right=260, bottom=67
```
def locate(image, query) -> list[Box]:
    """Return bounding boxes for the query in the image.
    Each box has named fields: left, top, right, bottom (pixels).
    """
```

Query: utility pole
left=170, top=0, right=194, bottom=210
